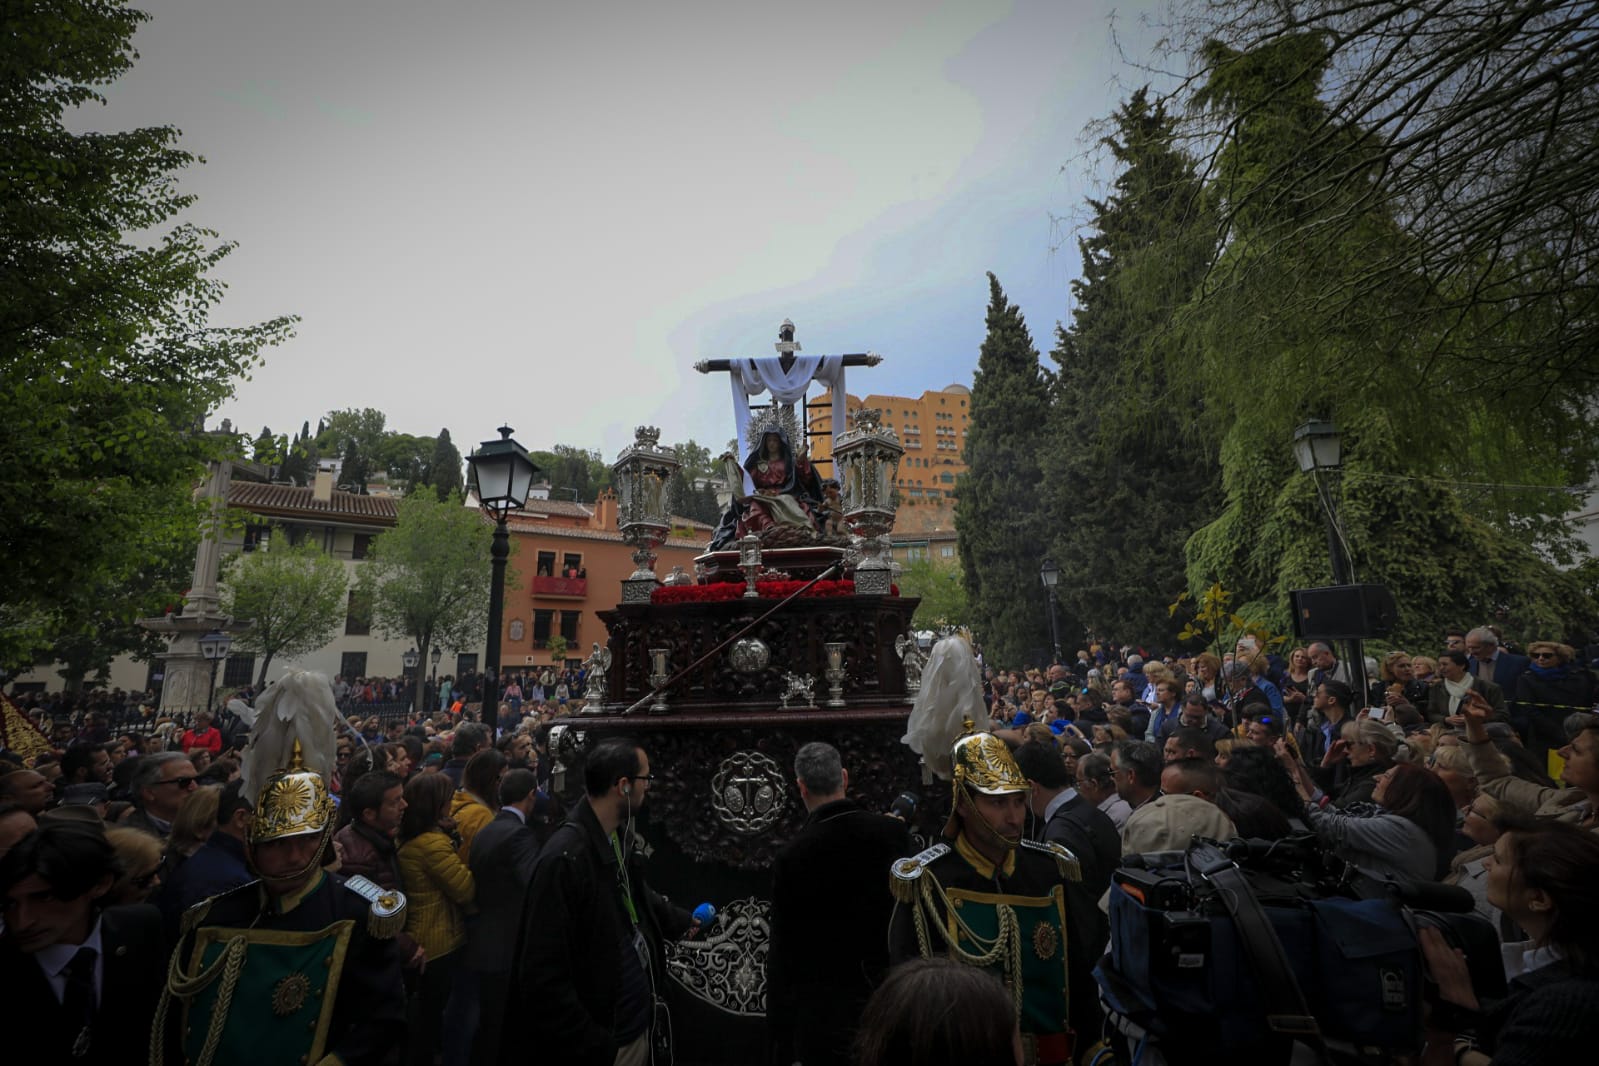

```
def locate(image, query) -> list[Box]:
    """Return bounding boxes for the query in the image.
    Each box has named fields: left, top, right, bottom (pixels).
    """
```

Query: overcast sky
left=87, top=1, right=1166, bottom=460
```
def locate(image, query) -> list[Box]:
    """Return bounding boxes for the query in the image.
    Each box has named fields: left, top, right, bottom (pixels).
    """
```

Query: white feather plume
left=901, top=633, right=986, bottom=780
left=239, top=671, right=347, bottom=806
left=225, top=698, right=258, bottom=729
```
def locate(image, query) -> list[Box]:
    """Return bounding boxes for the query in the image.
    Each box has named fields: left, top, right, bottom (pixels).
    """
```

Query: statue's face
left=764, top=433, right=781, bottom=456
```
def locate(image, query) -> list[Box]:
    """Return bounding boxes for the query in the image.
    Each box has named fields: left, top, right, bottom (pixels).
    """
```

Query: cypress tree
left=955, top=274, right=1056, bottom=667
left=1045, top=89, right=1221, bottom=649
left=428, top=429, right=463, bottom=501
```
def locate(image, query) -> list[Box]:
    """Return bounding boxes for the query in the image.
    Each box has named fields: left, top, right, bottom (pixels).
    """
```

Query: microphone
left=889, top=791, right=919, bottom=821
left=693, top=903, right=717, bottom=927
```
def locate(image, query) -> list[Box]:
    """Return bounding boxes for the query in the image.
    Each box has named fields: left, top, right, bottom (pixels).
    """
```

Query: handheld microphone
left=693, top=903, right=717, bottom=927
left=889, top=791, right=919, bottom=821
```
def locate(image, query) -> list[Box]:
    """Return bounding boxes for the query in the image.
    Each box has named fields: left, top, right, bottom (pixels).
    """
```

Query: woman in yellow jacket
left=448, top=747, right=506, bottom=861
left=399, top=771, right=477, bottom=1066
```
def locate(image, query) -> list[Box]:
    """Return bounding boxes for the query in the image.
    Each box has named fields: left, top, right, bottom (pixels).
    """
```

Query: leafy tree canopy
left=220, top=536, right=349, bottom=685
left=0, top=0, right=294, bottom=669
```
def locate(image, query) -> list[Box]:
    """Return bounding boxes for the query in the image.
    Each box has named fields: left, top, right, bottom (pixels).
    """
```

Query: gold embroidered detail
left=1032, top=921, right=1058, bottom=961
left=273, top=973, right=310, bottom=1017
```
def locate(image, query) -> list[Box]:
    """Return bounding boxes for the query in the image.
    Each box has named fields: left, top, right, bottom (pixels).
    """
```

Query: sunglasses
left=156, top=776, right=199, bottom=789
left=1530, top=652, right=1557, bottom=660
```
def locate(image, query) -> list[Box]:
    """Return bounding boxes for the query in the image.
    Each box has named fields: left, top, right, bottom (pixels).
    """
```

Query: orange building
left=807, top=383, right=970, bottom=532
left=499, top=490, right=713, bottom=669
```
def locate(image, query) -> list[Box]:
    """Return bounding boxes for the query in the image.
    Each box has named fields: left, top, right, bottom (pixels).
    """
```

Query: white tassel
left=239, top=671, right=349, bottom=805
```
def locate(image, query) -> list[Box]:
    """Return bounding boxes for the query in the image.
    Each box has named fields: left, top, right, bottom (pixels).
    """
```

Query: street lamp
left=1292, top=419, right=1367, bottom=701
left=1039, top=558, right=1062, bottom=664
left=467, top=425, right=539, bottom=726
left=403, top=647, right=419, bottom=671
left=198, top=629, right=232, bottom=718
left=430, top=644, right=442, bottom=679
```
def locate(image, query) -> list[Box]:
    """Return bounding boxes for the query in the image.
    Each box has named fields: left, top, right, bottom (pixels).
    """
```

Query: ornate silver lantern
left=830, top=407, right=904, bottom=595
left=613, top=425, right=683, bottom=603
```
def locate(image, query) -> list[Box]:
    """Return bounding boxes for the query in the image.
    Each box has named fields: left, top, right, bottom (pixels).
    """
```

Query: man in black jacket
left=512, top=738, right=693, bottom=1066
left=0, top=820, right=166, bottom=1066
left=766, top=741, right=910, bottom=1066
left=1014, top=739, right=1120, bottom=946
left=469, top=768, right=542, bottom=1066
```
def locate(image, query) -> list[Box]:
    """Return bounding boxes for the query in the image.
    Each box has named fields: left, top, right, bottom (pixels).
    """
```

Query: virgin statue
left=708, top=427, right=820, bottom=549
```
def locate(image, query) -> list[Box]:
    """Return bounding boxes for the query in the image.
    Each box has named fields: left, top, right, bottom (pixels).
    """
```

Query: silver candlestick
left=738, top=534, right=762, bottom=599
left=824, top=642, right=847, bottom=708
left=648, top=647, right=670, bottom=715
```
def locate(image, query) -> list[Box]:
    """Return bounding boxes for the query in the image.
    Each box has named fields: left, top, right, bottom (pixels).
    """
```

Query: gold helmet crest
left=250, top=739, right=336, bottom=845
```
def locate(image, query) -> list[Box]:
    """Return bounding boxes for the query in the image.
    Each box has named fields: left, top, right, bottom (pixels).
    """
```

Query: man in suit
left=1014, top=739, right=1121, bottom=948
left=0, top=820, right=165, bottom=1065
left=1465, top=626, right=1530, bottom=724
left=468, top=768, right=543, bottom=1066
left=766, top=741, right=910, bottom=1066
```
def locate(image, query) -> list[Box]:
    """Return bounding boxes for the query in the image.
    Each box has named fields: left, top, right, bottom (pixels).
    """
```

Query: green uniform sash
left=180, top=920, right=354, bottom=1065
left=942, top=885, right=1071, bottom=1039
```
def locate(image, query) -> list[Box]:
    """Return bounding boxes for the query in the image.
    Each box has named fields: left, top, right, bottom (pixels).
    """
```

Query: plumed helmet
left=250, top=739, right=336, bottom=845
left=950, top=720, right=1029, bottom=797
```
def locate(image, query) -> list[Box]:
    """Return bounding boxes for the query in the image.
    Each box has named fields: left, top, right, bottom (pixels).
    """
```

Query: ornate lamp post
left=467, top=425, right=539, bottom=725
left=612, top=426, right=682, bottom=603
left=198, top=629, right=232, bottom=719
left=430, top=644, right=442, bottom=682
left=831, top=408, right=904, bottom=595
left=1039, top=558, right=1062, bottom=664
left=1292, top=419, right=1366, bottom=701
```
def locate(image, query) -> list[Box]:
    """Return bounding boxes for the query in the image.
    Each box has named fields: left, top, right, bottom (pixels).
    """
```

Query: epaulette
left=179, top=896, right=213, bottom=936
left=1021, top=837, right=1082, bottom=882
left=888, top=843, right=950, bottom=903
left=343, top=875, right=407, bottom=939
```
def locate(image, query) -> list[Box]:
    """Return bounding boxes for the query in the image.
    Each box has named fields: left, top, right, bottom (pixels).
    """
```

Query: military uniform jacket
left=156, top=871, right=407, bottom=1066
left=889, top=833, right=1098, bottom=1066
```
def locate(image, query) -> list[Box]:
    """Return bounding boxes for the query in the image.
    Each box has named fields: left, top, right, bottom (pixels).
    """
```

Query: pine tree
left=1045, top=89, right=1221, bottom=649
left=954, top=274, right=1056, bottom=667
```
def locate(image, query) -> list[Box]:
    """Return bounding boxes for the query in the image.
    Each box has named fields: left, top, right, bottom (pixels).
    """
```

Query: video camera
left=1096, top=835, right=1504, bottom=1065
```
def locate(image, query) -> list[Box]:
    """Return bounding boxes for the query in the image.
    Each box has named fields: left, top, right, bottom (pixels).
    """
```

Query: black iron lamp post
left=1039, top=558, right=1062, bottom=664
left=466, top=426, right=539, bottom=723
left=198, top=629, right=232, bottom=718
left=1293, top=420, right=1367, bottom=701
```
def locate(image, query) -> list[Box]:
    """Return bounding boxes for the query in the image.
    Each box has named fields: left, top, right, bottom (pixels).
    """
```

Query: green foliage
left=528, top=444, right=612, bottom=502
left=0, top=0, right=295, bottom=669
left=357, top=493, right=496, bottom=714
left=221, top=537, right=349, bottom=685
left=1165, top=36, right=1599, bottom=644
left=427, top=429, right=463, bottom=501
left=547, top=635, right=568, bottom=663
left=896, top=557, right=969, bottom=630
left=954, top=274, right=1056, bottom=667
left=1045, top=89, right=1221, bottom=648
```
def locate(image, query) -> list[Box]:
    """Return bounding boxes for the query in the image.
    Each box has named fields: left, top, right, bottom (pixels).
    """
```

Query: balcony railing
left=533, top=575, right=587, bottom=598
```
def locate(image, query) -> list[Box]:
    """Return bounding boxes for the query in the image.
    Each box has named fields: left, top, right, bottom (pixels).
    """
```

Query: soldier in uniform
left=889, top=721, right=1100, bottom=1066
left=151, top=672, right=408, bottom=1066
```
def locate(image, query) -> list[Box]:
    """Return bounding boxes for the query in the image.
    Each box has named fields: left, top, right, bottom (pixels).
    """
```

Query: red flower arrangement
left=650, top=579, right=899, bottom=604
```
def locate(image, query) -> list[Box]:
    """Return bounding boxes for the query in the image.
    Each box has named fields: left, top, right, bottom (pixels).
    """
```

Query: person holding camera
left=1421, top=817, right=1599, bottom=1064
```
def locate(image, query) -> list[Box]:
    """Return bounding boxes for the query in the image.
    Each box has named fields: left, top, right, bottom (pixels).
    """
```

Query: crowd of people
left=3, top=619, right=1598, bottom=1066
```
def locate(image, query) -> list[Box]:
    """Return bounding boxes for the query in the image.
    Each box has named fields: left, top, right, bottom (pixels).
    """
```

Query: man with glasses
left=125, top=752, right=196, bottom=838
left=512, top=737, right=696, bottom=1066
left=1109, top=740, right=1162, bottom=812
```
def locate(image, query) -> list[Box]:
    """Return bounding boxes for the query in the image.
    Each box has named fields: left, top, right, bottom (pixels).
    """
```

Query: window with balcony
left=562, top=553, right=583, bottom=577
left=536, top=551, right=557, bottom=578
left=532, top=609, right=554, bottom=647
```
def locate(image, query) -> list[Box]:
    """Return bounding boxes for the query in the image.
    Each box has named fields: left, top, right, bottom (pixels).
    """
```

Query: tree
left=896, top=557, right=970, bottom=631
left=1045, top=89, right=1221, bottom=648
left=1165, top=33, right=1598, bottom=644
left=954, top=275, right=1056, bottom=667
left=529, top=445, right=611, bottom=502
left=0, top=1, right=295, bottom=669
left=377, top=432, right=434, bottom=495
left=220, top=538, right=349, bottom=685
left=427, top=429, right=463, bottom=501
left=547, top=635, right=569, bottom=664
left=356, top=493, right=496, bottom=716
left=338, top=437, right=369, bottom=495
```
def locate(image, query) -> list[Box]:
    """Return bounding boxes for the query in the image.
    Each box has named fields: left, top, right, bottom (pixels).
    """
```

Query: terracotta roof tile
left=503, top=515, right=705, bottom=549
left=229, top=482, right=399, bottom=524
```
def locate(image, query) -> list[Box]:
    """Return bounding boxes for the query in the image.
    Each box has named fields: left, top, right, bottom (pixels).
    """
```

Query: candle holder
left=648, top=647, right=671, bottom=715
left=613, top=426, right=683, bottom=603
left=831, top=408, right=904, bottom=596
left=738, top=534, right=762, bottom=598
left=824, top=642, right=847, bottom=708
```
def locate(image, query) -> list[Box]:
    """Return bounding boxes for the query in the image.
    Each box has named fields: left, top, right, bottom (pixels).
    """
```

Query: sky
left=86, top=0, right=1168, bottom=461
